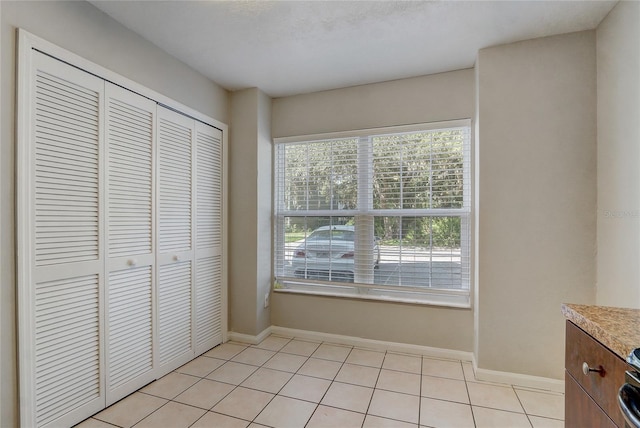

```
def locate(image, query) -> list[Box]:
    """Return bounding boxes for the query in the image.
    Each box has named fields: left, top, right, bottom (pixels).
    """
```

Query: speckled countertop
left=562, top=303, right=640, bottom=361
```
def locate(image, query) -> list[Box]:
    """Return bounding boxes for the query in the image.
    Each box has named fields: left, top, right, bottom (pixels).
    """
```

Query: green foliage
left=430, top=217, right=461, bottom=248
left=378, top=216, right=460, bottom=249
left=280, top=129, right=465, bottom=249
left=282, top=138, right=358, bottom=211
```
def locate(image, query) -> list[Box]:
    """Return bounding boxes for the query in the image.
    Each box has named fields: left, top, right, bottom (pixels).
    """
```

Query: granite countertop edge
left=562, top=303, right=640, bottom=361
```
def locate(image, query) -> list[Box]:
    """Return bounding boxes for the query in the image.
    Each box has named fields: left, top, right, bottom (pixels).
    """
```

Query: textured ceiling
left=90, top=0, right=617, bottom=97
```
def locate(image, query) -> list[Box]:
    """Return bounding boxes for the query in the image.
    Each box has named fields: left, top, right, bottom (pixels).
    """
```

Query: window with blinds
left=274, top=120, right=471, bottom=307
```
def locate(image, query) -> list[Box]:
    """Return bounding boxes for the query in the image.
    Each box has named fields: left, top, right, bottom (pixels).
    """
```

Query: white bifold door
left=105, top=83, right=156, bottom=405
left=22, top=50, right=107, bottom=428
left=156, top=107, right=224, bottom=374
left=18, top=48, right=224, bottom=427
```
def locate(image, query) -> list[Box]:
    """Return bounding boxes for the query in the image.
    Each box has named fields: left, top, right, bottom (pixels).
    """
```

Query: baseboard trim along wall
left=271, top=326, right=475, bottom=362
left=472, top=361, right=565, bottom=393
left=227, top=327, right=273, bottom=345
left=227, top=325, right=564, bottom=393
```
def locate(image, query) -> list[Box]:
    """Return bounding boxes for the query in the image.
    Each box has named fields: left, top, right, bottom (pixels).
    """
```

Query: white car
left=291, top=225, right=380, bottom=282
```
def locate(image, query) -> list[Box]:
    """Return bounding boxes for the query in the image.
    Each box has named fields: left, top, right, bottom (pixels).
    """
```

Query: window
left=273, top=120, right=471, bottom=307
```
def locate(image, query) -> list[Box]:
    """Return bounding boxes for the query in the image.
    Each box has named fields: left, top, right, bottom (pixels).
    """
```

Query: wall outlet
left=264, top=292, right=270, bottom=308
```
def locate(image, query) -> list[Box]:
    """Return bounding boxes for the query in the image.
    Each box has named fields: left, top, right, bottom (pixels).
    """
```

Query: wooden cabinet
left=565, top=320, right=629, bottom=427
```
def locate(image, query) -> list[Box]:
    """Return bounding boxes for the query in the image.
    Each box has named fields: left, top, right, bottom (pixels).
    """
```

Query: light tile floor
left=76, top=335, right=564, bottom=428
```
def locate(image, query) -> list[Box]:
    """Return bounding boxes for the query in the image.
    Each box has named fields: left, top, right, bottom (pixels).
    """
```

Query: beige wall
left=256, top=90, right=273, bottom=333
left=271, top=70, right=476, bottom=352
left=596, top=1, right=640, bottom=308
left=272, top=69, right=475, bottom=137
left=272, top=294, right=475, bottom=351
left=228, top=88, right=272, bottom=336
left=476, top=31, right=597, bottom=379
left=0, top=2, right=229, bottom=426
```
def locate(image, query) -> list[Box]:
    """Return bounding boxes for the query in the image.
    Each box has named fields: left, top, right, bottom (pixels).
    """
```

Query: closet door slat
left=195, top=256, right=222, bottom=349
left=34, top=70, right=100, bottom=266
left=107, top=89, right=154, bottom=258
left=158, top=262, right=193, bottom=364
left=107, top=267, right=153, bottom=389
left=158, top=117, right=192, bottom=253
left=195, top=128, right=222, bottom=250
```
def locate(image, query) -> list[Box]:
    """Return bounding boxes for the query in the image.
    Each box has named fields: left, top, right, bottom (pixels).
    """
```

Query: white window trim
left=273, top=119, right=473, bottom=308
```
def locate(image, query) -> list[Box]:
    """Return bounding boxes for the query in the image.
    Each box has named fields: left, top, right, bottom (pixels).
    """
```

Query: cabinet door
left=156, top=106, right=195, bottom=372
left=194, top=122, right=224, bottom=354
left=19, top=51, right=105, bottom=428
left=104, top=83, right=156, bottom=405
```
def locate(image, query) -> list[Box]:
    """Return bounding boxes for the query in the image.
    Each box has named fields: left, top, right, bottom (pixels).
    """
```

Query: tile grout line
left=251, top=336, right=326, bottom=428
left=186, top=342, right=262, bottom=427
left=248, top=338, right=293, bottom=428
left=303, top=339, right=355, bottom=427
left=185, top=346, right=252, bottom=428
left=418, top=354, right=423, bottom=427
left=361, top=349, right=386, bottom=426
left=511, top=384, right=535, bottom=428
left=462, top=360, right=477, bottom=427
left=84, top=336, right=565, bottom=428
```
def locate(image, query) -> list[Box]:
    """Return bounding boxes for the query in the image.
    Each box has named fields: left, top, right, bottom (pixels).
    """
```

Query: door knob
left=582, top=362, right=604, bottom=376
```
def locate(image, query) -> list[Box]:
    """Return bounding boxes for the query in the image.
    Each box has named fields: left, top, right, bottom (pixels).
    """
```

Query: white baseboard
left=226, top=325, right=565, bottom=393
left=472, top=359, right=564, bottom=393
left=227, top=326, right=273, bottom=345
left=270, top=326, right=475, bottom=362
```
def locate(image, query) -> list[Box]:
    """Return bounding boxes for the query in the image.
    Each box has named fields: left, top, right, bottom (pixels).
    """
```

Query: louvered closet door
left=156, top=106, right=195, bottom=372
left=24, top=51, right=105, bottom=428
left=194, top=122, right=224, bottom=354
left=104, top=83, right=156, bottom=405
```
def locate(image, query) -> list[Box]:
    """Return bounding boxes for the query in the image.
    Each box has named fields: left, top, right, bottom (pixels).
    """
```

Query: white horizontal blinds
left=34, top=60, right=100, bottom=266
left=157, top=107, right=194, bottom=369
left=158, top=262, right=192, bottom=364
left=34, top=275, right=100, bottom=427
left=354, top=136, right=374, bottom=284
left=372, top=128, right=468, bottom=210
left=104, top=83, right=155, bottom=404
left=275, top=139, right=361, bottom=282
left=30, top=52, right=105, bottom=427
left=370, top=127, right=470, bottom=289
left=274, top=121, right=471, bottom=299
left=194, top=123, right=223, bottom=353
left=278, top=138, right=358, bottom=213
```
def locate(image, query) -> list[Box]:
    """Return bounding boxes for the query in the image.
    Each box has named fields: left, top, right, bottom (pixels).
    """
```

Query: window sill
left=273, top=280, right=471, bottom=309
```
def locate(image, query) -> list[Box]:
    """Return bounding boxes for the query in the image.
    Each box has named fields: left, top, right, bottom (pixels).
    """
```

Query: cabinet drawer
left=565, top=371, right=616, bottom=428
left=565, top=320, right=628, bottom=427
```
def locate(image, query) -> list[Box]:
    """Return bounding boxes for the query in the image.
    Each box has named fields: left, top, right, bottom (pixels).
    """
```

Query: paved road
left=373, top=261, right=461, bottom=289
left=283, top=243, right=462, bottom=289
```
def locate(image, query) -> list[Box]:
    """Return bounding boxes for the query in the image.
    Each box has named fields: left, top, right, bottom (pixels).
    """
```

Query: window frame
left=273, top=119, right=472, bottom=308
